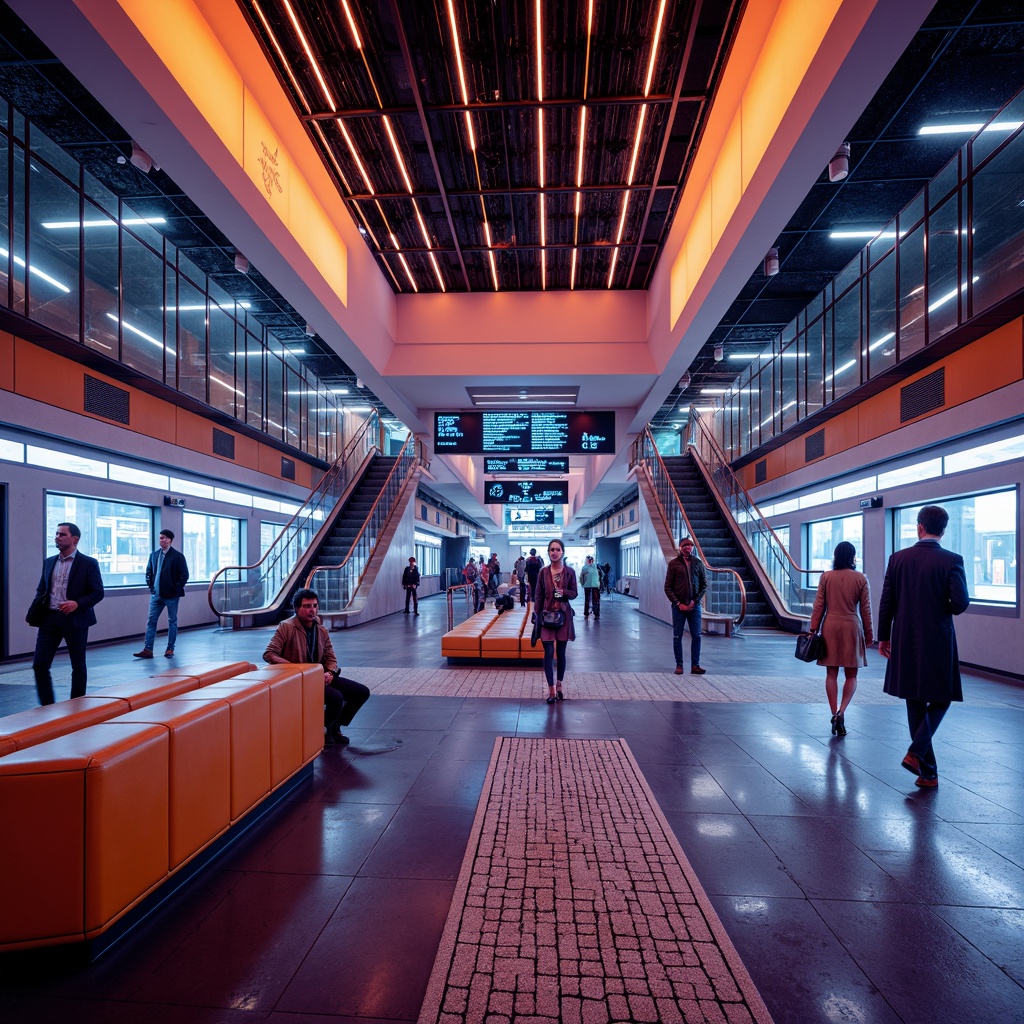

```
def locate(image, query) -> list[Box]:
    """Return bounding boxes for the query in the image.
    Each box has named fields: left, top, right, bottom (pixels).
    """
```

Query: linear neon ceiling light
left=536, top=0, right=546, bottom=290
left=0, top=247, right=71, bottom=292
left=918, top=120, right=1022, bottom=135
left=41, top=217, right=166, bottom=229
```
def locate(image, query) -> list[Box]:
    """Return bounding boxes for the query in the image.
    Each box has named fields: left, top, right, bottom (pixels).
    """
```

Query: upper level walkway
left=1, top=594, right=1021, bottom=1023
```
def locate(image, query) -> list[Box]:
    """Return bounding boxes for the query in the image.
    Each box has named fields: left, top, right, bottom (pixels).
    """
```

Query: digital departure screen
left=485, top=457, right=569, bottom=474
left=507, top=507, right=556, bottom=524
left=435, top=411, right=614, bottom=455
left=484, top=480, right=569, bottom=504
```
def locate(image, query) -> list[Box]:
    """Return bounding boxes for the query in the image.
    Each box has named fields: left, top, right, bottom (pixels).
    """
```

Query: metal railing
left=446, top=583, right=477, bottom=631
left=687, top=409, right=813, bottom=618
left=632, top=427, right=747, bottom=627
left=305, top=433, right=426, bottom=612
left=207, top=412, right=385, bottom=618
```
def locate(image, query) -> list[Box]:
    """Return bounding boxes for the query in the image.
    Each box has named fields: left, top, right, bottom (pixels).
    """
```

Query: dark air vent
left=805, top=429, right=825, bottom=462
left=755, top=459, right=767, bottom=484
left=212, top=428, right=236, bottom=459
left=901, top=367, right=945, bottom=422
left=281, top=457, right=296, bottom=480
left=83, top=375, right=130, bottom=425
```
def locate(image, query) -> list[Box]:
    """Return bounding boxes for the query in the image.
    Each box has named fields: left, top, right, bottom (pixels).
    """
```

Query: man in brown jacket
left=264, top=589, right=370, bottom=745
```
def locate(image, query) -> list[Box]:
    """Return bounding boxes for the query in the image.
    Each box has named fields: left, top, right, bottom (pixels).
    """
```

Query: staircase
left=303, top=455, right=398, bottom=610
left=662, top=452, right=777, bottom=628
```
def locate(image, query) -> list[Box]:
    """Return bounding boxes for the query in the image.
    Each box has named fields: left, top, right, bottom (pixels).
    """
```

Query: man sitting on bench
left=264, top=588, right=370, bottom=745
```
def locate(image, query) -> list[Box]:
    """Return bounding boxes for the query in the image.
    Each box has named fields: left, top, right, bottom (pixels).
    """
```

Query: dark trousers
left=404, top=587, right=418, bottom=612
left=33, top=610, right=90, bottom=705
left=671, top=604, right=702, bottom=669
left=519, top=579, right=526, bottom=606
left=324, top=676, right=371, bottom=729
left=906, top=699, right=950, bottom=772
left=584, top=588, right=600, bottom=617
left=542, top=639, right=568, bottom=688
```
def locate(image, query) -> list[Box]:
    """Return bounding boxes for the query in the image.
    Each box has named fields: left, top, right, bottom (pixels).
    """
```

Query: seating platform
left=0, top=660, right=321, bottom=954
left=441, top=603, right=544, bottom=662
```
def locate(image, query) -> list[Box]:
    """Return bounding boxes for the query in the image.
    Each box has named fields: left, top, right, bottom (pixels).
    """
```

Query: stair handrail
left=686, top=408, right=814, bottom=617
left=304, top=433, right=427, bottom=609
left=206, top=411, right=383, bottom=618
left=631, top=427, right=747, bottom=627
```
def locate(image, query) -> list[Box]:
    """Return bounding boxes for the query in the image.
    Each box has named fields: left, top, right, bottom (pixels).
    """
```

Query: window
left=895, top=491, right=1017, bottom=606
left=414, top=531, right=441, bottom=576
left=621, top=534, right=640, bottom=578
left=183, top=511, right=242, bottom=583
left=46, top=493, right=153, bottom=586
left=806, top=514, right=863, bottom=583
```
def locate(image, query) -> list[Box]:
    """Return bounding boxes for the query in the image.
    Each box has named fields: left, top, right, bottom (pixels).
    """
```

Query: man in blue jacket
left=878, top=505, right=970, bottom=788
left=134, top=529, right=190, bottom=658
left=30, top=522, right=105, bottom=704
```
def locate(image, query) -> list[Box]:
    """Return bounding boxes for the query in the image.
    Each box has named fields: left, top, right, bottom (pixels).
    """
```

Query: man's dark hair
left=832, top=541, right=857, bottom=570
left=917, top=505, right=949, bottom=537
left=292, top=588, right=319, bottom=610
left=160, top=529, right=175, bottom=541
left=57, top=522, right=81, bottom=540
left=530, top=548, right=537, bottom=555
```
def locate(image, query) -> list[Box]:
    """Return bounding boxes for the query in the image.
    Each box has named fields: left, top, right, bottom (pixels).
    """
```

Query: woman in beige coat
left=809, top=541, right=873, bottom=736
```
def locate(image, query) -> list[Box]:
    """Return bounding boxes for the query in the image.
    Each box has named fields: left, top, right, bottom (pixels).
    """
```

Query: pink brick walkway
left=419, top=737, right=775, bottom=1024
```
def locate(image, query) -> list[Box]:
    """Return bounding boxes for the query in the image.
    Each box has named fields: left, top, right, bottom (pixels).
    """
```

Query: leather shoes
left=691, top=666, right=707, bottom=675
left=673, top=666, right=684, bottom=675
left=901, top=752, right=922, bottom=776
left=133, top=649, right=154, bottom=659
left=915, top=774, right=938, bottom=788
left=328, top=728, right=349, bottom=745
left=164, top=648, right=174, bottom=657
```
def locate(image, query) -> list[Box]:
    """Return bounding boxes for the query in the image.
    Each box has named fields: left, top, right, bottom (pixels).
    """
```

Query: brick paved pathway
left=419, top=737, right=775, bottom=1024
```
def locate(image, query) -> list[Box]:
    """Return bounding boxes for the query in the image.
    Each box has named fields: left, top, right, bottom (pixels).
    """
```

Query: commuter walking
left=580, top=555, right=601, bottom=619
left=402, top=556, right=420, bottom=614
left=878, top=505, right=970, bottom=788
left=487, top=553, right=501, bottom=594
left=134, top=529, right=190, bottom=658
left=514, top=554, right=527, bottom=605
left=664, top=536, right=708, bottom=675
left=28, top=522, right=105, bottom=705
left=601, top=562, right=614, bottom=594
left=808, top=541, right=873, bottom=736
left=524, top=548, right=543, bottom=602
left=532, top=539, right=578, bottom=703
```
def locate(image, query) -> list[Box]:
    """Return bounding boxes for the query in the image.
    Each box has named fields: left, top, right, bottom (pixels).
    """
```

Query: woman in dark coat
left=808, top=541, right=873, bottom=736
left=533, top=538, right=578, bottom=703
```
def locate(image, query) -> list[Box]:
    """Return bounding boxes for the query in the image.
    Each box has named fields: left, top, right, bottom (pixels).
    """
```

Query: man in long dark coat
left=878, top=505, right=970, bottom=788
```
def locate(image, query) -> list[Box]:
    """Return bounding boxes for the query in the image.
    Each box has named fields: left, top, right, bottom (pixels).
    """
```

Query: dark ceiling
left=1, top=0, right=1023, bottom=445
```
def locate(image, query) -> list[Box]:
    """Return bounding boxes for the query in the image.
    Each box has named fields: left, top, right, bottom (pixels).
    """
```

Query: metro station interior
left=0, top=2, right=1022, bottom=1022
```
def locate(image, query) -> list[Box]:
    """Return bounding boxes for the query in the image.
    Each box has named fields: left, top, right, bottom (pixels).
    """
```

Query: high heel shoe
left=835, top=712, right=847, bottom=736
left=830, top=713, right=839, bottom=736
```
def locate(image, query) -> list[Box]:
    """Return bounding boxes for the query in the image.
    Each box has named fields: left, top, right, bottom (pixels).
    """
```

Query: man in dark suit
left=134, top=529, right=190, bottom=658
left=878, top=505, right=970, bottom=788
left=31, top=521, right=105, bottom=705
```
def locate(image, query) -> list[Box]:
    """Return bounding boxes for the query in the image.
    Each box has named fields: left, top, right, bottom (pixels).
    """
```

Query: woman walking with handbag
left=533, top=539, right=578, bottom=703
left=809, top=541, right=873, bottom=736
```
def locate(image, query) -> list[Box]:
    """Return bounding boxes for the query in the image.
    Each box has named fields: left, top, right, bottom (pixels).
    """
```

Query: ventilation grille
left=83, top=375, right=130, bottom=425
left=281, top=457, right=296, bottom=481
left=212, top=428, right=236, bottom=459
left=805, top=429, right=825, bottom=462
left=755, top=459, right=767, bottom=484
left=901, top=367, right=945, bottom=422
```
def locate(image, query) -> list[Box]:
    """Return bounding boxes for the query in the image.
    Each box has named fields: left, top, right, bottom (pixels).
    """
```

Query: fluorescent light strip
left=41, top=217, right=167, bottom=230
left=829, top=230, right=897, bottom=240
left=824, top=358, right=856, bottom=383
left=106, top=313, right=174, bottom=354
left=168, top=302, right=252, bottom=312
left=0, top=248, right=71, bottom=293
left=918, top=120, right=1022, bottom=136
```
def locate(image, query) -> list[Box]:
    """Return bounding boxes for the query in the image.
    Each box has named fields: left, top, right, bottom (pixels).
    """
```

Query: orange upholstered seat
left=0, top=695, right=126, bottom=752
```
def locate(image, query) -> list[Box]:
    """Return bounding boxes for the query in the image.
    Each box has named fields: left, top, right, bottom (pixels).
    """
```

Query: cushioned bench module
left=441, top=604, right=543, bottom=661
left=0, top=660, right=323, bottom=953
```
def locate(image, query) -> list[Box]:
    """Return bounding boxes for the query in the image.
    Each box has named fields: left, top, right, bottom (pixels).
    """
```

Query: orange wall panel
left=944, top=319, right=1023, bottom=406
left=0, top=330, right=13, bottom=392
left=14, top=342, right=86, bottom=413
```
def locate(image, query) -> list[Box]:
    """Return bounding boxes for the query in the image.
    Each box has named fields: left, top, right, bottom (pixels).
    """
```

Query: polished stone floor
left=1, top=594, right=1022, bottom=1023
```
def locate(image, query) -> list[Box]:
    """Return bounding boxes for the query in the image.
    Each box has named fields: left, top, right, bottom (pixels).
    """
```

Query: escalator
left=661, top=453, right=776, bottom=628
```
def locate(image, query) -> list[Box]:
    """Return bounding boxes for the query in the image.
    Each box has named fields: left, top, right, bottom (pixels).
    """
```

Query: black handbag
left=794, top=631, right=824, bottom=662
left=26, top=594, right=48, bottom=627
left=540, top=608, right=566, bottom=629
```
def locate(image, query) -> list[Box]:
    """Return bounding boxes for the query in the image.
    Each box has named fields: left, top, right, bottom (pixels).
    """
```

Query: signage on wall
left=435, top=411, right=614, bottom=455
left=507, top=507, right=556, bottom=524
left=485, top=456, right=569, bottom=474
left=484, top=480, right=569, bottom=504
left=163, top=496, right=187, bottom=507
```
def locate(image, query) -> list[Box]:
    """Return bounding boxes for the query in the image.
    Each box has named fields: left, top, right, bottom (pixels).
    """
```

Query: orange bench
left=441, top=604, right=544, bottom=661
left=0, top=662, right=322, bottom=953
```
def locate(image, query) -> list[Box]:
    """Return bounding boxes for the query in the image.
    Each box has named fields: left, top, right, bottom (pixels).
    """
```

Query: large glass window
left=806, top=514, right=863, bottom=583
left=183, top=511, right=242, bottom=583
left=45, top=493, right=153, bottom=586
left=414, top=531, right=441, bottom=576
left=621, top=534, right=640, bottom=578
left=895, top=491, right=1017, bottom=605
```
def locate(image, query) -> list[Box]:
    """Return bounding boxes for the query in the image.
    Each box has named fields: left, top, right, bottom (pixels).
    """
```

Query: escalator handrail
left=206, top=412, right=382, bottom=617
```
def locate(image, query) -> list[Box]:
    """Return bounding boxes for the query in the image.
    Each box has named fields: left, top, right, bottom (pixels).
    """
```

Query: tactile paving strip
left=418, top=737, right=775, bottom=1024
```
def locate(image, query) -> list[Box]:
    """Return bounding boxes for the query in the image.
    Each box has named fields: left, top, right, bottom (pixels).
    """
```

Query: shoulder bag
left=795, top=575, right=828, bottom=662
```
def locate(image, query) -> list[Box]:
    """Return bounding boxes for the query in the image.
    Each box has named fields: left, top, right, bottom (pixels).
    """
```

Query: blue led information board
left=484, top=480, right=569, bottom=504
left=435, top=411, right=613, bottom=455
